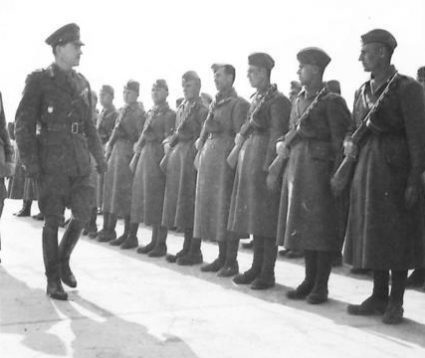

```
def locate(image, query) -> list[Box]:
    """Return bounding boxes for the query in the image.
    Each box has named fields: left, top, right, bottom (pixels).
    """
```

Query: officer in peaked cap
left=15, top=23, right=106, bottom=301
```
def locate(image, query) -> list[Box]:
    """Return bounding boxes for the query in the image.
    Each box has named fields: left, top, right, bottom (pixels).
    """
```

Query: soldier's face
left=123, top=89, right=138, bottom=104
left=182, top=79, right=200, bottom=100
left=247, top=65, right=266, bottom=88
left=100, top=92, right=113, bottom=107
left=214, top=68, right=232, bottom=92
left=359, top=43, right=384, bottom=72
left=297, top=63, right=318, bottom=86
left=56, top=42, right=82, bottom=68
left=151, top=87, right=168, bottom=104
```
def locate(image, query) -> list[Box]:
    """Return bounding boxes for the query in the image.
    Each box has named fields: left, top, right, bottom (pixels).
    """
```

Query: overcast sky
left=1, top=0, right=424, bottom=119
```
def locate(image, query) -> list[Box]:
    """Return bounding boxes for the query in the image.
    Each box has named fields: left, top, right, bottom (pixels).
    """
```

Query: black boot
left=14, top=200, right=32, bottom=217
left=233, top=235, right=264, bottom=285
left=98, top=212, right=117, bottom=242
left=177, top=237, right=203, bottom=265
left=148, top=226, right=168, bottom=257
left=121, top=222, right=139, bottom=249
left=166, top=228, right=192, bottom=263
left=383, top=270, right=407, bottom=324
left=307, top=251, right=332, bottom=304
left=218, top=236, right=240, bottom=277
left=251, top=238, right=277, bottom=290
left=110, top=216, right=129, bottom=246
left=32, top=212, right=44, bottom=221
left=43, top=224, right=67, bottom=300
left=406, top=268, right=425, bottom=288
left=347, top=270, right=389, bottom=315
left=287, top=250, right=318, bottom=299
left=201, top=241, right=226, bottom=272
left=58, top=218, right=84, bottom=288
left=86, top=207, right=98, bottom=239
left=241, top=239, right=253, bottom=249
left=138, top=225, right=158, bottom=254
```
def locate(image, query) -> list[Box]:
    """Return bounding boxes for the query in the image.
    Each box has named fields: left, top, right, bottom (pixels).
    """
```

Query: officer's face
left=359, top=43, right=385, bottom=72
left=182, top=79, right=200, bottom=101
left=57, top=42, right=82, bottom=68
left=247, top=65, right=266, bottom=88
left=100, top=91, right=113, bottom=108
left=123, top=89, right=138, bottom=105
left=214, top=67, right=233, bottom=92
left=151, top=86, right=168, bottom=105
left=297, top=63, right=319, bottom=86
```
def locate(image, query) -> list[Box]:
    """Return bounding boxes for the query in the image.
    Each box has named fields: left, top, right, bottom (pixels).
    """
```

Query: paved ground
left=1, top=199, right=425, bottom=358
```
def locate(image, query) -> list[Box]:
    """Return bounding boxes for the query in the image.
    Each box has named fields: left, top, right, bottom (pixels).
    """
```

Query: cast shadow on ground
left=0, top=267, right=200, bottom=358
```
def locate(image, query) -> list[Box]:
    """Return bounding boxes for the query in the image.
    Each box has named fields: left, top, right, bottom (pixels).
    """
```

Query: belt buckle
left=71, top=122, right=79, bottom=134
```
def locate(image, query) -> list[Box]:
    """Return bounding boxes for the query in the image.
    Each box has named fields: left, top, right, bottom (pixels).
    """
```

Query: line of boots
left=43, top=217, right=84, bottom=300
left=137, top=225, right=168, bottom=257
left=233, top=235, right=277, bottom=290
left=286, top=250, right=333, bottom=304
left=347, top=269, right=407, bottom=324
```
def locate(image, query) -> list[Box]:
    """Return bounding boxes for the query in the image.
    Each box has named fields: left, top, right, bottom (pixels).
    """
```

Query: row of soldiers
left=9, top=24, right=425, bottom=327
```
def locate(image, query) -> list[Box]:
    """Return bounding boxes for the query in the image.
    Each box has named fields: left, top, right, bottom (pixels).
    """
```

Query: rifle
left=266, top=87, right=328, bottom=190
left=226, top=85, right=276, bottom=169
left=159, top=100, right=197, bottom=172
left=330, top=72, right=399, bottom=196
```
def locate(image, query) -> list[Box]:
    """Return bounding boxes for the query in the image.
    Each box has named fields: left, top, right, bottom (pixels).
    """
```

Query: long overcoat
left=130, top=103, right=175, bottom=226
left=227, top=85, right=291, bottom=239
left=344, top=67, right=425, bottom=270
left=103, top=102, right=145, bottom=217
left=193, top=88, right=249, bottom=241
left=161, top=97, right=208, bottom=230
left=277, top=89, right=351, bottom=251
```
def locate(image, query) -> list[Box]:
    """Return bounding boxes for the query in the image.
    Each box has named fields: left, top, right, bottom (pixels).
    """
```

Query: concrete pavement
left=1, top=199, right=425, bottom=358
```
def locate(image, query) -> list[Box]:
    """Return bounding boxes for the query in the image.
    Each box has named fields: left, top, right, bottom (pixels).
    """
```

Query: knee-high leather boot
left=110, top=215, right=129, bottom=246
left=43, top=223, right=68, bottom=300
left=383, top=270, right=407, bottom=324
left=177, top=234, right=203, bottom=266
left=287, top=250, right=318, bottom=299
left=121, top=222, right=139, bottom=249
left=233, top=235, right=264, bottom=285
left=148, top=225, right=168, bottom=257
left=218, top=235, right=240, bottom=277
left=58, top=218, right=84, bottom=288
left=201, top=241, right=226, bottom=272
left=138, top=225, right=158, bottom=254
left=307, top=251, right=333, bottom=304
left=251, top=237, right=277, bottom=290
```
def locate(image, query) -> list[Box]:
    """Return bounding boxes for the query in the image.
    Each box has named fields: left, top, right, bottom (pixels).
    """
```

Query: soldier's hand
left=276, top=142, right=289, bottom=158
left=195, top=138, right=202, bottom=151
left=234, top=133, right=244, bottom=147
left=405, top=185, right=419, bottom=209
left=343, top=138, right=358, bottom=158
left=163, top=142, right=171, bottom=155
left=96, top=161, right=108, bottom=174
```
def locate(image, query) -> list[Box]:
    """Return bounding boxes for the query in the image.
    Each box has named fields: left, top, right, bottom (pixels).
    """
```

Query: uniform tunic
left=130, top=103, right=175, bottom=225
left=277, top=88, right=351, bottom=251
left=228, top=85, right=291, bottom=238
left=344, top=67, right=425, bottom=270
left=161, top=97, right=208, bottom=230
left=14, top=64, right=105, bottom=221
left=103, top=102, right=145, bottom=217
left=193, top=88, right=249, bottom=241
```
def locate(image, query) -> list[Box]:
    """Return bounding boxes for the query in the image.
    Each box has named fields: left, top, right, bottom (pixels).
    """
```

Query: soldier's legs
left=120, top=220, right=139, bottom=250
left=251, top=237, right=277, bottom=290
left=177, top=230, right=203, bottom=266
left=166, top=228, right=193, bottom=263
left=148, top=225, right=168, bottom=257
left=287, top=250, right=318, bottom=299
left=218, top=232, right=240, bottom=277
left=110, top=216, right=130, bottom=246
left=383, top=270, right=407, bottom=324
left=138, top=224, right=156, bottom=254
left=307, top=251, right=333, bottom=304
left=233, top=235, right=264, bottom=285
left=201, top=241, right=226, bottom=273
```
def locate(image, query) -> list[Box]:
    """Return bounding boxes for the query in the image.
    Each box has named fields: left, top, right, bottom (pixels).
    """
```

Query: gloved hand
left=276, top=141, right=289, bottom=158
left=343, top=138, right=358, bottom=158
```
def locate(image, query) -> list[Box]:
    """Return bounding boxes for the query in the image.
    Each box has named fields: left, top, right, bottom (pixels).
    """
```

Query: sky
left=1, top=0, right=424, bottom=120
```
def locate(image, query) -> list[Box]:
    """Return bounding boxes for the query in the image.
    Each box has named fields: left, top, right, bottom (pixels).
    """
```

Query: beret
left=297, top=47, right=331, bottom=70
left=361, top=29, right=397, bottom=52
left=248, top=52, right=275, bottom=70
left=45, top=23, right=84, bottom=47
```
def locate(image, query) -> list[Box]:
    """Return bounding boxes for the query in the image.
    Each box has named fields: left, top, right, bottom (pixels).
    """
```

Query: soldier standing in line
left=15, top=23, right=107, bottom=300
left=157, top=71, right=208, bottom=264
left=405, top=65, right=425, bottom=290
left=228, top=53, right=291, bottom=290
left=183, top=64, right=249, bottom=274
left=93, top=85, right=118, bottom=237
left=343, top=30, right=425, bottom=324
left=129, top=79, right=176, bottom=256
left=274, top=48, right=351, bottom=304
left=99, top=80, right=145, bottom=248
